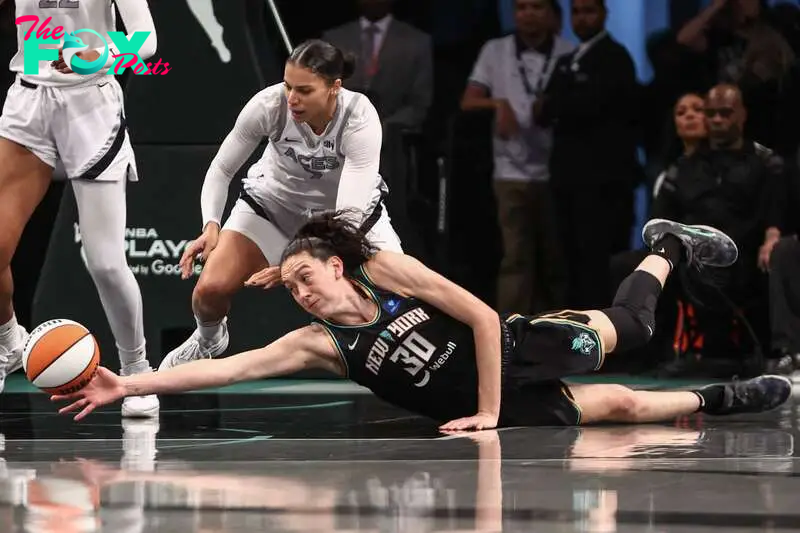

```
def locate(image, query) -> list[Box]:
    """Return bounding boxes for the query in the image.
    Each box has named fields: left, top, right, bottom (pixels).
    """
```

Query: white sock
left=119, top=345, right=150, bottom=377
left=196, top=316, right=223, bottom=342
left=0, top=315, right=19, bottom=347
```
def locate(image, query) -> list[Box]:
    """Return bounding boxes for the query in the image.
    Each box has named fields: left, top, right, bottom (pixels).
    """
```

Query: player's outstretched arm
left=52, top=325, right=341, bottom=421
left=363, top=252, right=503, bottom=430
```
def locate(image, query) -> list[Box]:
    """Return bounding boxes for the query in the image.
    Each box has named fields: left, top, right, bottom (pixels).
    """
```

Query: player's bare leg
left=159, top=230, right=268, bottom=370
left=0, top=138, right=52, bottom=391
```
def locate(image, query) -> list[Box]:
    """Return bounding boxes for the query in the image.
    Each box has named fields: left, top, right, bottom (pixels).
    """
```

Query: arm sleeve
left=336, top=99, right=383, bottom=217
left=200, top=96, right=272, bottom=228
left=63, top=0, right=157, bottom=71
left=113, top=0, right=157, bottom=61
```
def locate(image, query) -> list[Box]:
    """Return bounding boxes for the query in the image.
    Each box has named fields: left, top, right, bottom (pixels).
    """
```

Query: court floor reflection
left=0, top=389, right=798, bottom=532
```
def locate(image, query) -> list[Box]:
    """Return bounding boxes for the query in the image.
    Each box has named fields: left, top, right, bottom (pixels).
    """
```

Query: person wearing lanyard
left=461, top=0, right=574, bottom=317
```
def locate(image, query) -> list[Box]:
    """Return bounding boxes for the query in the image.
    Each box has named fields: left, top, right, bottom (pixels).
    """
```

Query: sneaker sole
left=643, top=218, right=739, bottom=268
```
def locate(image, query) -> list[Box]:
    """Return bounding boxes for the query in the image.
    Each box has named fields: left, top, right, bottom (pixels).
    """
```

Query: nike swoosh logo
left=348, top=333, right=360, bottom=350
left=284, top=137, right=299, bottom=143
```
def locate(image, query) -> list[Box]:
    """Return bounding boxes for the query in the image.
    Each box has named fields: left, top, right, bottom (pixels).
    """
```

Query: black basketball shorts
left=498, top=310, right=606, bottom=427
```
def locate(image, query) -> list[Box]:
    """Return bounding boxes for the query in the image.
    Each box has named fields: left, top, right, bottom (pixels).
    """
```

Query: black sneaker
left=699, top=375, right=792, bottom=416
left=642, top=218, right=738, bottom=268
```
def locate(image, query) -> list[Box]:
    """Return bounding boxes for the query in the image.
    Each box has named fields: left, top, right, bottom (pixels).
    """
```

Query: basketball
left=22, top=319, right=100, bottom=395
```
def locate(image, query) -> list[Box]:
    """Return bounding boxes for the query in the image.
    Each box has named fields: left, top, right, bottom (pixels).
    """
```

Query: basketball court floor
left=0, top=374, right=798, bottom=532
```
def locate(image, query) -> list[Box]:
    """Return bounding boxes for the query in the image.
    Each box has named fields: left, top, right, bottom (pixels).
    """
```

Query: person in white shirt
left=159, top=39, right=402, bottom=370
left=0, top=0, right=159, bottom=417
left=461, top=0, right=573, bottom=315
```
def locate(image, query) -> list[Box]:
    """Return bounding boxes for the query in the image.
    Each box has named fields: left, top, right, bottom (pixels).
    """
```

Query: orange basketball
left=22, top=319, right=100, bottom=395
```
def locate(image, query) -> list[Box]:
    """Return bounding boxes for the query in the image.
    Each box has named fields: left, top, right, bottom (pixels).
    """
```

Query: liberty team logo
left=571, top=332, right=597, bottom=356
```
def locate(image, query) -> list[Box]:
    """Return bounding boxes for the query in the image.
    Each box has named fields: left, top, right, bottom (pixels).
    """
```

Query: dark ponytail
left=280, top=209, right=377, bottom=272
left=288, top=39, right=357, bottom=84
left=340, top=51, right=356, bottom=81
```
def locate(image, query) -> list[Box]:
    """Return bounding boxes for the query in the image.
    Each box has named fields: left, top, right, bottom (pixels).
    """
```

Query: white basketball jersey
left=241, top=84, right=388, bottom=234
left=11, top=0, right=116, bottom=87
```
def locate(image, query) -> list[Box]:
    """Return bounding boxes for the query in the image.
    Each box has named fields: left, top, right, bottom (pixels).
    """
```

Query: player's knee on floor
left=602, top=271, right=660, bottom=352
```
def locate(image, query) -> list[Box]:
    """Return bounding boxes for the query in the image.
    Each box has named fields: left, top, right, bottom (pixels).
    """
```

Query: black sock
left=692, top=386, right=725, bottom=413
left=650, top=234, right=683, bottom=270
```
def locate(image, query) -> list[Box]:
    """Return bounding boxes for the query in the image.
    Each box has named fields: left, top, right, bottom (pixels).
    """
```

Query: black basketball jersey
left=313, top=265, right=480, bottom=422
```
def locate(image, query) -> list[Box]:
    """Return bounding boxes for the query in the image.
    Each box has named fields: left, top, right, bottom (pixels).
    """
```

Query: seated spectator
left=766, top=236, right=800, bottom=376
left=610, top=84, right=790, bottom=377
left=608, top=92, right=707, bottom=373
left=677, top=0, right=799, bottom=157
left=652, top=92, right=708, bottom=198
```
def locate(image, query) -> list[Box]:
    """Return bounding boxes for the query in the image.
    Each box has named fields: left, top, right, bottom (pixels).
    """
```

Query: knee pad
left=603, top=270, right=662, bottom=352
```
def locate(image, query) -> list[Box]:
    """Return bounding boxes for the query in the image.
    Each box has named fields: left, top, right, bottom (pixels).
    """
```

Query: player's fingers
left=50, top=392, right=80, bottom=402
left=58, top=398, right=87, bottom=414
left=74, top=402, right=96, bottom=421
left=245, top=268, right=274, bottom=286
left=179, top=241, right=200, bottom=266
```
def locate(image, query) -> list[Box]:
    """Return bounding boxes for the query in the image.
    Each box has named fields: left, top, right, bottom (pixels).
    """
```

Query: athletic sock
left=692, top=386, right=725, bottom=413
left=0, top=315, right=19, bottom=348
left=196, top=316, right=223, bottom=342
left=650, top=234, right=683, bottom=271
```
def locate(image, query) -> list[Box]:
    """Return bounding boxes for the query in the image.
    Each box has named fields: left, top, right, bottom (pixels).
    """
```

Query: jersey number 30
left=389, top=332, right=436, bottom=377
left=39, top=0, right=80, bottom=7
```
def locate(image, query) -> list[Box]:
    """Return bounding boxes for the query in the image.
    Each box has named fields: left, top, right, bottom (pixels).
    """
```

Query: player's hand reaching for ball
left=179, top=223, right=220, bottom=279
left=52, top=48, right=101, bottom=74
left=51, top=367, right=126, bottom=421
left=244, top=266, right=281, bottom=289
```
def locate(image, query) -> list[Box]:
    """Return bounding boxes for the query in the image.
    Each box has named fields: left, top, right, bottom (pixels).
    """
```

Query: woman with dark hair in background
left=652, top=92, right=708, bottom=198
left=159, top=39, right=403, bottom=371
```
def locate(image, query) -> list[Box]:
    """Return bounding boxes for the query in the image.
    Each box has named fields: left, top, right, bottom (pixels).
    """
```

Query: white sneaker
left=158, top=318, right=229, bottom=371
left=121, top=394, right=160, bottom=418
left=0, top=325, right=28, bottom=393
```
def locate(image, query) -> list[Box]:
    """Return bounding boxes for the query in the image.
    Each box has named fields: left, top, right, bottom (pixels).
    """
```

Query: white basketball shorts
left=222, top=194, right=404, bottom=265
left=0, top=77, right=137, bottom=181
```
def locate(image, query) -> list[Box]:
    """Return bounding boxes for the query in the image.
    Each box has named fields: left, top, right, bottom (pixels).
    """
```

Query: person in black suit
left=534, top=0, right=641, bottom=310
left=323, top=0, right=433, bottom=130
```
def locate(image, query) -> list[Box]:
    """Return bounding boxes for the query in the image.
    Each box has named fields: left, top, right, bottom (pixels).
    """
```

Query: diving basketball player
left=158, top=39, right=402, bottom=371
left=54, top=213, right=792, bottom=428
left=0, top=0, right=159, bottom=417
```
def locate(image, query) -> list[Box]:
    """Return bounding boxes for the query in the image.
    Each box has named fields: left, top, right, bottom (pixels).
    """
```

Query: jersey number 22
left=39, top=0, right=80, bottom=7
